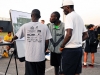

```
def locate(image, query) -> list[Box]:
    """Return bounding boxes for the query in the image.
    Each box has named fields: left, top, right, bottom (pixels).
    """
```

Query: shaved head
left=31, top=9, right=41, bottom=19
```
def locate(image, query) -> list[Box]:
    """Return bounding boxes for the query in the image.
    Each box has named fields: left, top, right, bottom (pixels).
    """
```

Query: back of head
left=31, top=9, right=41, bottom=19
left=87, top=24, right=94, bottom=29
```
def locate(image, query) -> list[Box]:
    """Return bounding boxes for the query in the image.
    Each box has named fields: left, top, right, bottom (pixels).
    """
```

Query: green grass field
left=0, top=32, right=8, bottom=36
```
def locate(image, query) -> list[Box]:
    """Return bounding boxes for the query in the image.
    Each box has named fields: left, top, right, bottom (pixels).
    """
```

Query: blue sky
left=0, top=0, right=100, bottom=25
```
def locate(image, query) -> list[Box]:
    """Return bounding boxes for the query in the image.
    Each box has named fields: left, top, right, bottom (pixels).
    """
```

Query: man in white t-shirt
left=59, top=0, right=88, bottom=75
left=12, top=9, right=52, bottom=75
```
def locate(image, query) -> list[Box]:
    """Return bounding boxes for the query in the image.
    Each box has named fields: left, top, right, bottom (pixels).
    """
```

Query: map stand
left=5, top=49, right=18, bottom=75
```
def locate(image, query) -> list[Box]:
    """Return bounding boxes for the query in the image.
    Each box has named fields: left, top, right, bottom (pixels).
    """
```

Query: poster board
left=10, top=10, right=31, bottom=58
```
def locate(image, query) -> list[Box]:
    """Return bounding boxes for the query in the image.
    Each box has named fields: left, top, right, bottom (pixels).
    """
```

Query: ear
left=31, top=14, right=32, bottom=17
left=39, top=16, right=41, bottom=18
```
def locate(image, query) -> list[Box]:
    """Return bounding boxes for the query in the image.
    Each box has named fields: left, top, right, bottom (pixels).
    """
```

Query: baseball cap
left=61, top=0, right=74, bottom=8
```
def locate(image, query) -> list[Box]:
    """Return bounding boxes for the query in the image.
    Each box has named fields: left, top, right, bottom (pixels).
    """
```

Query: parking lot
left=0, top=48, right=100, bottom=75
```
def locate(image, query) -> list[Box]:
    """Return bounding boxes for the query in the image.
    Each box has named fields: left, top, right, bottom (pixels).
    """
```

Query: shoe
left=82, top=64, right=87, bottom=68
left=88, top=64, right=94, bottom=68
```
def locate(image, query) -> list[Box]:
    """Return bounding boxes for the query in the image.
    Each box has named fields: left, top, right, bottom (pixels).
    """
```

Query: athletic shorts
left=50, top=52, right=61, bottom=67
left=59, top=47, right=83, bottom=75
left=25, top=60, right=45, bottom=75
left=85, top=41, right=98, bottom=53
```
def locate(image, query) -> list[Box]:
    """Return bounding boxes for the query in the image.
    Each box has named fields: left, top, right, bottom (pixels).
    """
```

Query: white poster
left=10, top=10, right=31, bottom=58
left=10, top=10, right=31, bottom=34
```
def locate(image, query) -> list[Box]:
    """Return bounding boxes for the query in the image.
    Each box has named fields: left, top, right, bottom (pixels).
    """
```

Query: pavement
left=0, top=48, right=100, bottom=75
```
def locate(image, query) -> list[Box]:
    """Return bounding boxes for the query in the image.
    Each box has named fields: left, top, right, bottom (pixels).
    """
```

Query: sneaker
left=88, top=64, right=94, bottom=68
left=82, top=64, right=87, bottom=68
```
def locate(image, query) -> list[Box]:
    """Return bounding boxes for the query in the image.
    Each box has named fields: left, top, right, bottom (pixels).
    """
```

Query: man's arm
left=60, top=29, right=72, bottom=48
left=82, top=31, right=88, bottom=41
left=45, top=40, right=49, bottom=51
left=11, top=35, right=18, bottom=42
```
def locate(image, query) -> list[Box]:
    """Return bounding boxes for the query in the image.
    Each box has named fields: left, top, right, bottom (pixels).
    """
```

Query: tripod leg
left=5, top=52, right=14, bottom=75
left=14, top=55, right=18, bottom=75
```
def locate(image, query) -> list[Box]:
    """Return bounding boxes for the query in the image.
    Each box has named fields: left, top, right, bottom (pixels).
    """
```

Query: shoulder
left=66, top=12, right=78, bottom=19
left=47, top=23, right=54, bottom=28
left=24, top=22, right=32, bottom=26
left=60, top=22, right=65, bottom=26
left=47, top=23, right=54, bottom=25
left=48, top=23, right=54, bottom=26
left=20, top=22, right=32, bottom=29
left=4, top=35, right=8, bottom=37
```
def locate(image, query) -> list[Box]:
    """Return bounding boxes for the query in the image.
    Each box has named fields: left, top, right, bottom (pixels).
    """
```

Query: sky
left=0, top=0, right=100, bottom=25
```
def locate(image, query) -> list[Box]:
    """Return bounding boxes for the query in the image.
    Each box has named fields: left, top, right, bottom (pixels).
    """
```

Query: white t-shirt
left=16, top=22, right=52, bottom=62
left=65, top=11, right=87, bottom=48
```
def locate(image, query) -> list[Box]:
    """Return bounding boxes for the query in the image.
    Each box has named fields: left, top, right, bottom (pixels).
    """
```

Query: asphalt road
left=0, top=48, right=100, bottom=75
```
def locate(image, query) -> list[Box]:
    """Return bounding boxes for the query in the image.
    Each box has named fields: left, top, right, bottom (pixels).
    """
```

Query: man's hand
left=10, top=38, right=14, bottom=43
left=60, top=47, right=64, bottom=51
left=60, top=45, right=65, bottom=51
left=10, top=36, right=18, bottom=43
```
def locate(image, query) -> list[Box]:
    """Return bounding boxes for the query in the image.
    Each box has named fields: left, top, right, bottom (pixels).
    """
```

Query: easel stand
left=5, top=49, right=18, bottom=75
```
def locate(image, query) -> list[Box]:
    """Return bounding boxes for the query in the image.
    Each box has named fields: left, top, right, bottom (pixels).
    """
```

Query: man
left=41, top=20, right=45, bottom=24
left=12, top=9, right=52, bottom=75
left=60, top=0, right=88, bottom=75
left=48, top=11, right=64, bottom=75
left=4, top=32, right=13, bottom=52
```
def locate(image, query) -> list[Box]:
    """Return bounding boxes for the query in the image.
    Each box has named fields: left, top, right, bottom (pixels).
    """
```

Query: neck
left=54, top=20, right=61, bottom=26
left=32, top=18, right=39, bottom=22
left=69, top=9, right=74, bottom=13
left=32, top=19, right=38, bottom=22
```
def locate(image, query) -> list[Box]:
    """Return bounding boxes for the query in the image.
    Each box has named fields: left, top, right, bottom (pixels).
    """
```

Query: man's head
left=41, top=20, right=45, bottom=24
left=8, top=32, right=11, bottom=37
left=0, top=27, right=3, bottom=32
left=31, top=9, right=41, bottom=21
left=50, top=11, right=60, bottom=23
left=61, top=0, right=74, bottom=15
left=87, top=24, right=95, bottom=30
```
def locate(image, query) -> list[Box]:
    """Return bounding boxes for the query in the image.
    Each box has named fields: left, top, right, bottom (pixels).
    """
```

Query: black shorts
left=50, top=52, right=61, bottom=66
left=60, top=47, right=82, bottom=75
left=25, top=60, right=45, bottom=75
left=85, top=41, right=98, bottom=53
